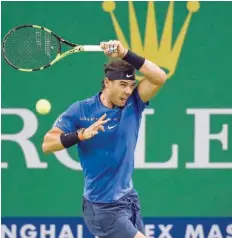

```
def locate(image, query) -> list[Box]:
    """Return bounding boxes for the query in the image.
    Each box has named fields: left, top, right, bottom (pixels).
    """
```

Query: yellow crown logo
left=103, top=1, right=200, bottom=79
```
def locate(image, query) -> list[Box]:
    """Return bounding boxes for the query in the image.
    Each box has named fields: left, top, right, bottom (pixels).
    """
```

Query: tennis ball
left=36, top=99, right=51, bottom=115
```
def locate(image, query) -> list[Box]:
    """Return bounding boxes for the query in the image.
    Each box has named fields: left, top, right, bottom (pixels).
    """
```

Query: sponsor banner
left=2, top=217, right=232, bottom=238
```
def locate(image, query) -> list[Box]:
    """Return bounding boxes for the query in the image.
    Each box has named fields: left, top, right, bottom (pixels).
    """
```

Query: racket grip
left=82, top=45, right=103, bottom=52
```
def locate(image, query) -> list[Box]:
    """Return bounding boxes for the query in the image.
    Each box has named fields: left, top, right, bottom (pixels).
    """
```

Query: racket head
left=2, top=25, right=62, bottom=71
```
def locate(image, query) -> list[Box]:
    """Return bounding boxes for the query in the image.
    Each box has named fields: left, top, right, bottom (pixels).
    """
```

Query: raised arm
left=100, top=40, right=167, bottom=102
left=122, top=49, right=167, bottom=102
left=136, top=58, right=167, bottom=102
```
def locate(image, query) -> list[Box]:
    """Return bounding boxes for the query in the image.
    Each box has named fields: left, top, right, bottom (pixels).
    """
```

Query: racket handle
left=82, top=45, right=103, bottom=52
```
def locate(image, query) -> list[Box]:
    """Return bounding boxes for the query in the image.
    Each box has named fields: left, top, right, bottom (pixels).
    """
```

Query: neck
left=100, top=89, right=115, bottom=109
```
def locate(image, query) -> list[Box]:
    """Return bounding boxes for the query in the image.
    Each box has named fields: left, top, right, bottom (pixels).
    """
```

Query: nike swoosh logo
left=108, top=125, right=117, bottom=129
left=126, top=74, right=134, bottom=78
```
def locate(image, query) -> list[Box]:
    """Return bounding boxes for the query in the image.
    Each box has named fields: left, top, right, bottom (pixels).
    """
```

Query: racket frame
left=2, top=24, right=102, bottom=72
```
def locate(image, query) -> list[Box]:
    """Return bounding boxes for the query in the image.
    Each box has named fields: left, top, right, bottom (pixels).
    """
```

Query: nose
left=125, top=86, right=133, bottom=95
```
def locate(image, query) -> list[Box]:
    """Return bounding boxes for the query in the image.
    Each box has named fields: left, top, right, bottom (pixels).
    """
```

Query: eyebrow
left=119, top=81, right=136, bottom=86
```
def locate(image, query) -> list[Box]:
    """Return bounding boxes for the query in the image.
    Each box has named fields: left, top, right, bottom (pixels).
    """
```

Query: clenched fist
left=100, top=40, right=128, bottom=59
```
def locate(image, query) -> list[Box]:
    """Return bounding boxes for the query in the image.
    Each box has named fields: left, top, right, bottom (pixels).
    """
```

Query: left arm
left=136, top=58, right=167, bottom=102
left=122, top=49, right=167, bottom=102
left=100, top=40, right=167, bottom=102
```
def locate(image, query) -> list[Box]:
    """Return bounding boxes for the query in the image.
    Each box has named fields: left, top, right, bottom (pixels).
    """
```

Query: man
left=42, top=40, right=167, bottom=238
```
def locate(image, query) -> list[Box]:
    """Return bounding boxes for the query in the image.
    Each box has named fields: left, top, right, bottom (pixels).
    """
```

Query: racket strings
left=4, top=27, right=60, bottom=69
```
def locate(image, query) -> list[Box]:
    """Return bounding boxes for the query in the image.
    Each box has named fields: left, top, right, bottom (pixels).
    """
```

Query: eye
left=120, top=84, right=126, bottom=88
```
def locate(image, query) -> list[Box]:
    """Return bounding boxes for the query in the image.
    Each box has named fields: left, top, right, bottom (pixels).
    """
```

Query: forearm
left=42, top=132, right=64, bottom=153
left=139, top=59, right=167, bottom=85
left=122, top=49, right=167, bottom=85
left=42, top=114, right=108, bottom=154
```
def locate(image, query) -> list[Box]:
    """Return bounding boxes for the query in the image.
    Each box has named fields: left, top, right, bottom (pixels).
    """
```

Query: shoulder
left=130, top=86, right=142, bottom=102
left=80, top=94, right=98, bottom=105
left=78, top=93, right=99, bottom=108
left=68, top=93, right=98, bottom=107
left=67, top=93, right=99, bottom=115
left=129, top=86, right=149, bottom=112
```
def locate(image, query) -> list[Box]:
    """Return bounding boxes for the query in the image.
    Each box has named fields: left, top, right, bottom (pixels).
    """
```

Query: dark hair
left=101, top=59, right=135, bottom=90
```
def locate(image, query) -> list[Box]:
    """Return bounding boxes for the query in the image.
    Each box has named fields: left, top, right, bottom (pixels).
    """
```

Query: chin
left=119, top=100, right=127, bottom=107
left=114, top=99, right=127, bottom=107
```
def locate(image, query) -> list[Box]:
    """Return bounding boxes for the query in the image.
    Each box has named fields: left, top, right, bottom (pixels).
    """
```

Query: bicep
left=44, top=127, right=64, bottom=140
left=43, top=127, right=64, bottom=147
left=48, top=127, right=64, bottom=135
left=137, top=78, right=163, bottom=102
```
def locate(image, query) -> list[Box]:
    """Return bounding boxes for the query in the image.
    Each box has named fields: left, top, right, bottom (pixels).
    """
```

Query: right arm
left=42, top=127, right=65, bottom=153
left=42, top=113, right=109, bottom=154
left=42, top=102, right=80, bottom=154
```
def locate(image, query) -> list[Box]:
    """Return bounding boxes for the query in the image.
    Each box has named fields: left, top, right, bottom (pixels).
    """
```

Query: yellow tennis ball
left=36, top=99, right=51, bottom=115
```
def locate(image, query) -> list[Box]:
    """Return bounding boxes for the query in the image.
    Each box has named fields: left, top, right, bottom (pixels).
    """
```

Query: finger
left=92, top=114, right=107, bottom=128
left=97, top=125, right=105, bottom=132
left=102, top=118, right=110, bottom=124
left=100, top=42, right=106, bottom=50
left=116, top=40, right=121, bottom=47
left=109, top=40, right=115, bottom=54
left=108, top=40, right=112, bottom=48
left=98, top=113, right=107, bottom=121
left=93, top=122, right=106, bottom=130
left=96, top=119, right=110, bottom=127
left=93, top=122, right=100, bottom=129
left=104, top=42, right=110, bottom=52
left=113, top=40, right=118, bottom=52
left=91, top=131, right=98, bottom=137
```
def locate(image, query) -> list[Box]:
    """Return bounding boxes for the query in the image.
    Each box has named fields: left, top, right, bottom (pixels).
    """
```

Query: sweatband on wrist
left=60, top=132, right=80, bottom=148
left=122, top=50, right=145, bottom=70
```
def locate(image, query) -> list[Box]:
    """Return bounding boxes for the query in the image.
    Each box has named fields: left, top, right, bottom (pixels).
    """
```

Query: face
left=106, top=79, right=136, bottom=107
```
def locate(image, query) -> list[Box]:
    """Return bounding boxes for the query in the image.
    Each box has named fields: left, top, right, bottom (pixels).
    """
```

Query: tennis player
left=42, top=40, right=167, bottom=238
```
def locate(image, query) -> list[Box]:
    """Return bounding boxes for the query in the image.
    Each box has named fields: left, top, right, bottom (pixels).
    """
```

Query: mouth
left=120, top=98, right=128, bottom=104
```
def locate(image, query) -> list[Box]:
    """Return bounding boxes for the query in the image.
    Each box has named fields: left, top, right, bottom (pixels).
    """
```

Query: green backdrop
left=1, top=1, right=232, bottom=218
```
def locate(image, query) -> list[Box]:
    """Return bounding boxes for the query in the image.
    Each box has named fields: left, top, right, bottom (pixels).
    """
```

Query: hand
left=82, top=113, right=109, bottom=140
left=100, top=40, right=128, bottom=58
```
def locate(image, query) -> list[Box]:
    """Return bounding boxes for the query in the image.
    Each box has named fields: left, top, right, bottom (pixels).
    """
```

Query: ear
left=104, top=77, right=110, bottom=88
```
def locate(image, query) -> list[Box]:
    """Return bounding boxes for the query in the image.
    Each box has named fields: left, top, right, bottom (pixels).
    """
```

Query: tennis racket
left=2, top=24, right=103, bottom=72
